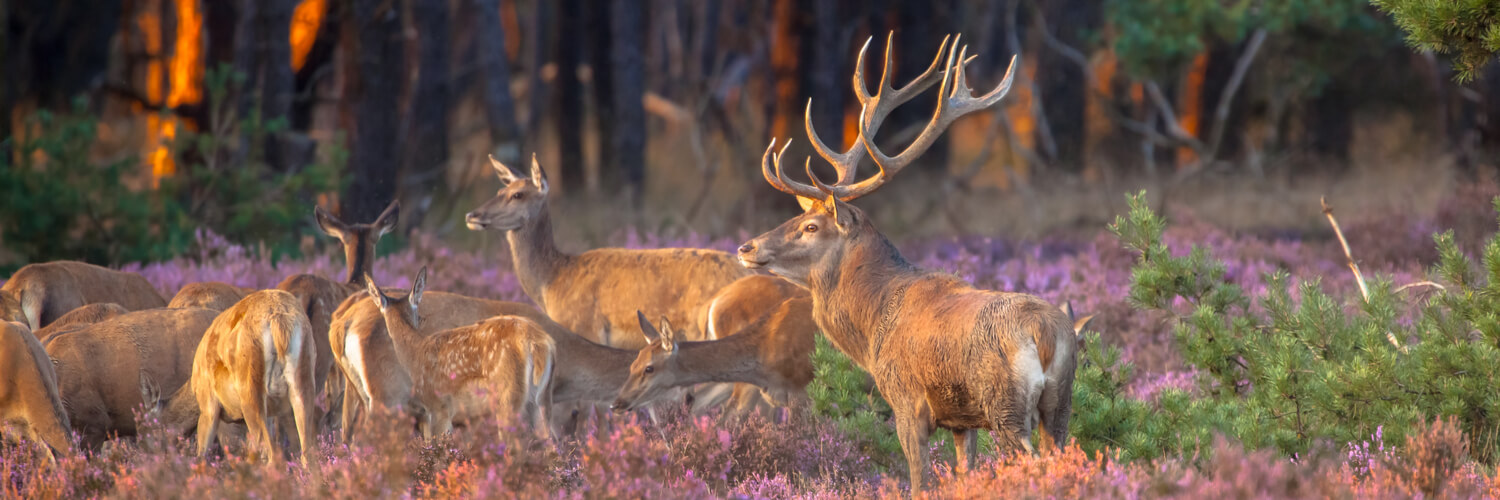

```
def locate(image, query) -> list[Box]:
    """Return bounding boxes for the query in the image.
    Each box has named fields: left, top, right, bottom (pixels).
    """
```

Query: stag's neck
left=810, top=231, right=918, bottom=367
left=506, top=208, right=573, bottom=308
left=672, top=333, right=775, bottom=387
left=551, top=332, right=635, bottom=404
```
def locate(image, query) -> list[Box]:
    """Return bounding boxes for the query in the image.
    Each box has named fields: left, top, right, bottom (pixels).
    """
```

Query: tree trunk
left=889, top=0, right=955, bottom=171
left=609, top=0, right=646, bottom=200
left=804, top=0, right=842, bottom=157
left=344, top=0, right=405, bottom=222
left=587, top=0, right=617, bottom=188
left=401, top=0, right=452, bottom=230
left=1034, top=0, right=1097, bottom=172
left=552, top=0, right=585, bottom=192
left=471, top=0, right=522, bottom=159
left=261, top=0, right=296, bottom=172
left=1198, top=41, right=1247, bottom=162
left=524, top=0, right=552, bottom=160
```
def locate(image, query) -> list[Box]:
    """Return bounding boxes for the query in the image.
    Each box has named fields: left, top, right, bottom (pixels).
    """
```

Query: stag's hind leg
left=1037, top=375, right=1073, bottom=453
left=985, top=380, right=1038, bottom=458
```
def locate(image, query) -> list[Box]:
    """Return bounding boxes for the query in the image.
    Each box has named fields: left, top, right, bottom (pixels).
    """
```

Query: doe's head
left=365, top=267, right=427, bottom=330
left=612, top=311, right=686, bottom=413
left=316, top=200, right=399, bottom=282
left=465, top=154, right=549, bottom=232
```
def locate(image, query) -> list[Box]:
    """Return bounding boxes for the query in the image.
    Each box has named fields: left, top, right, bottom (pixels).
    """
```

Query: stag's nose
left=738, top=243, right=755, bottom=254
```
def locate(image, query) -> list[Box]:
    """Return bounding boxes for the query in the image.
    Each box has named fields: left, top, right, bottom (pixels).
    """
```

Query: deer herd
left=0, top=33, right=1098, bottom=491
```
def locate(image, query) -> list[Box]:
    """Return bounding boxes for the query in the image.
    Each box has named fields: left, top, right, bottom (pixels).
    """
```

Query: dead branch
left=1322, top=196, right=1406, bottom=353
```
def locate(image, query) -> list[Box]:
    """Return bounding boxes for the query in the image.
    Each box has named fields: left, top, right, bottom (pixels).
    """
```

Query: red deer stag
left=189, top=290, right=318, bottom=466
left=364, top=269, right=555, bottom=440
left=44, top=307, right=218, bottom=448
left=612, top=296, right=816, bottom=420
left=1, top=261, right=166, bottom=334
left=736, top=34, right=1076, bottom=490
left=0, top=321, right=71, bottom=463
left=464, top=156, right=799, bottom=350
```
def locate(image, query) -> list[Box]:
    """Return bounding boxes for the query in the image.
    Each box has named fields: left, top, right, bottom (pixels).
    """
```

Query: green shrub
left=1102, top=190, right=1500, bottom=463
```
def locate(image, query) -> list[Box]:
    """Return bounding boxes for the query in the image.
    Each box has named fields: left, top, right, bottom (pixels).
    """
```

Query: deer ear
left=636, top=311, right=661, bottom=342
left=529, top=154, right=549, bottom=195
left=1074, top=314, right=1097, bottom=337
left=657, top=316, right=679, bottom=351
left=490, top=154, right=522, bottom=184
left=825, top=195, right=854, bottom=229
left=315, top=205, right=349, bottom=240
left=1060, top=301, right=1075, bottom=321
left=796, top=196, right=817, bottom=212
left=373, top=200, right=400, bottom=237
left=365, top=275, right=388, bottom=310
left=412, top=267, right=428, bottom=306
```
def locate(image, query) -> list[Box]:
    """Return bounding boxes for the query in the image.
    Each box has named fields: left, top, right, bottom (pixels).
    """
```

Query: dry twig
left=1322, top=196, right=1406, bottom=352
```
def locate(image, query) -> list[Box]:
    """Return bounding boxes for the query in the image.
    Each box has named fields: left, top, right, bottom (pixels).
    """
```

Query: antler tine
left=861, top=35, right=1017, bottom=180
left=761, top=139, right=824, bottom=200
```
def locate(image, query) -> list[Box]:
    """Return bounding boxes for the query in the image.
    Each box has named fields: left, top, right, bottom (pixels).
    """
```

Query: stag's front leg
left=954, top=428, right=979, bottom=475
left=892, top=402, right=933, bottom=493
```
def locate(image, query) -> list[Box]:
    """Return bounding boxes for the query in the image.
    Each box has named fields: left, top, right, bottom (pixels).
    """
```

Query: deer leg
left=954, top=429, right=979, bottom=475
left=340, top=377, right=362, bottom=444
left=987, top=384, right=1037, bottom=457
left=194, top=394, right=222, bottom=459
left=893, top=401, right=933, bottom=493
left=288, top=361, right=318, bottom=468
left=1040, top=377, right=1073, bottom=453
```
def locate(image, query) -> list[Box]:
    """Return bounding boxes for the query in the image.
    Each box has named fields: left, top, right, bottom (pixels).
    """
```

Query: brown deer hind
left=737, top=33, right=1076, bottom=491
left=463, top=156, right=798, bottom=351
left=364, top=268, right=556, bottom=440
left=1, top=261, right=166, bottom=334
left=0, top=321, right=71, bottom=463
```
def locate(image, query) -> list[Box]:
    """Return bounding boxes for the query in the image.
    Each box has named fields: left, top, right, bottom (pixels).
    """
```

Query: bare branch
left=1203, top=28, right=1267, bottom=162
left=1322, top=197, right=1406, bottom=353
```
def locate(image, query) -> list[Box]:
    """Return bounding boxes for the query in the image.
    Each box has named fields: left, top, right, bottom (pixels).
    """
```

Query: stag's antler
left=763, top=33, right=1016, bottom=202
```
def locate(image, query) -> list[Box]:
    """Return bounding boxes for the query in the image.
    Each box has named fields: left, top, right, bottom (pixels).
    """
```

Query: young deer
left=169, top=282, right=254, bottom=311
left=364, top=269, right=556, bottom=440
left=276, top=200, right=398, bottom=426
left=0, top=321, right=71, bottom=463
left=464, top=156, right=801, bottom=350
left=1, top=261, right=166, bottom=334
left=190, top=290, right=318, bottom=466
left=612, top=297, right=816, bottom=419
left=44, top=307, right=218, bottom=448
left=737, top=34, right=1075, bottom=491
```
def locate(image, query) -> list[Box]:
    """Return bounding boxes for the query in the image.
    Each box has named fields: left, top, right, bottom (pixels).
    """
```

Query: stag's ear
left=657, top=316, right=679, bottom=351
left=825, top=195, right=855, bottom=230
left=373, top=200, right=400, bottom=237
left=796, top=196, right=818, bottom=212
left=529, top=154, right=549, bottom=195
left=365, top=275, right=388, bottom=310
left=490, top=154, right=522, bottom=184
left=411, top=267, right=428, bottom=306
left=637, top=311, right=662, bottom=342
left=315, top=205, right=349, bottom=240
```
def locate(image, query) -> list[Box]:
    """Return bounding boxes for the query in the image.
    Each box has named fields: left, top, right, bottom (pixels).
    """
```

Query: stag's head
left=465, top=155, right=549, bottom=232
left=611, top=311, right=686, bottom=413
left=364, top=267, right=426, bottom=330
left=316, top=200, right=399, bottom=280
left=739, top=33, right=1015, bottom=285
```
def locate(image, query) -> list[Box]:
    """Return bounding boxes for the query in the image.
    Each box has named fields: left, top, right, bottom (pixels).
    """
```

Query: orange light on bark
left=1176, top=51, right=1208, bottom=166
left=291, top=0, right=328, bottom=71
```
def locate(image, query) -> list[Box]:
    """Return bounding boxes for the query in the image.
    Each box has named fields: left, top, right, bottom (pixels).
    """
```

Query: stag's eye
left=644, top=365, right=655, bottom=374
left=510, top=192, right=524, bottom=200
left=803, top=223, right=819, bottom=233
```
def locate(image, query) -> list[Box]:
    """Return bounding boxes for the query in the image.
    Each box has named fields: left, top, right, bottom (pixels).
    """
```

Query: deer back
left=1, top=261, right=166, bottom=332
left=0, top=321, right=71, bottom=459
left=169, top=282, right=254, bottom=311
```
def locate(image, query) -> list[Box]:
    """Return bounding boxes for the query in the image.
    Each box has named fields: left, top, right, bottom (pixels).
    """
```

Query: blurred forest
left=2, top=0, right=1499, bottom=269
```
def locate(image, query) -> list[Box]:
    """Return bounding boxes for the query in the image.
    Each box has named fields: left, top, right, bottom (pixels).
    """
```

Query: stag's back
left=547, top=248, right=750, bottom=349
left=0, top=321, right=71, bottom=459
left=1, top=261, right=166, bottom=331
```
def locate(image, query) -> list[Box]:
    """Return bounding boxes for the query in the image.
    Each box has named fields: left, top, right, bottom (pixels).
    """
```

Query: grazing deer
left=464, top=156, right=799, bottom=350
left=1059, top=302, right=1097, bottom=354
left=276, top=200, right=399, bottom=426
left=1, top=261, right=166, bottom=334
left=364, top=269, right=556, bottom=440
left=612, top=297, right=816, bottom=419
left=736, top=34, right=1076, bottom=490
left=0, top=321, right=71, bottom=463
left=190, top=290, right=318, bottom=466
left=33, top=303, right=129, bottom=343
left=169, top=282, right=253, bottom=311
left=43, top=307, right=218, bottom=448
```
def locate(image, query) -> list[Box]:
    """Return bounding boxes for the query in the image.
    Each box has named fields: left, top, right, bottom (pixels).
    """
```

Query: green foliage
left=1372, top=0, right=1500, bottom=82
left=0, top=101, right=190, bottom=273
left=1106, top=0, right=1382, bottom=78
left=806, top=334, right=902, bottom=469
left=0, top=65, right=346, bottom=270
left=1101, top=190, right=1500, bottom=463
